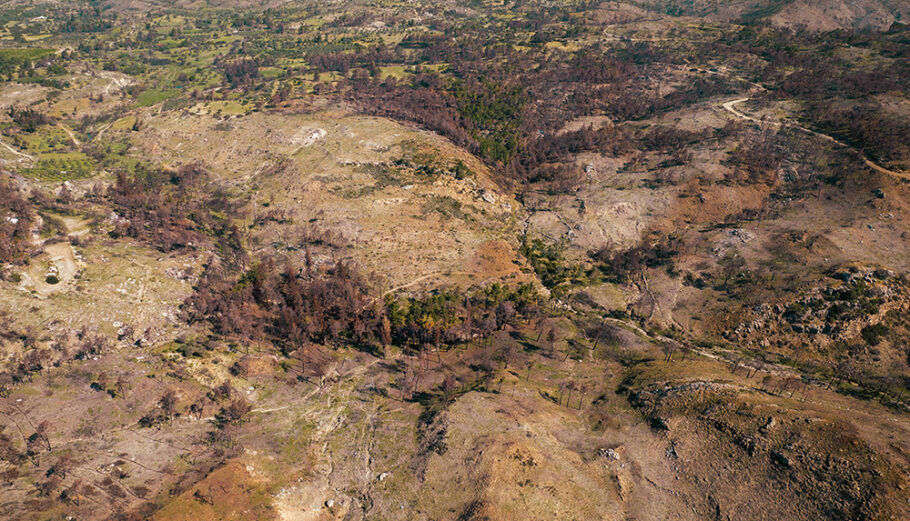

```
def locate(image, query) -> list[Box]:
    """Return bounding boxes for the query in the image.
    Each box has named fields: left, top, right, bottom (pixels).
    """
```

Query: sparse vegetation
left=0, top=1, right=907, bottom=520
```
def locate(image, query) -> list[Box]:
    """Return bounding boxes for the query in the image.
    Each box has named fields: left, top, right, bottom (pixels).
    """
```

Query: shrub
left=860, top=324, right=888, bottom=346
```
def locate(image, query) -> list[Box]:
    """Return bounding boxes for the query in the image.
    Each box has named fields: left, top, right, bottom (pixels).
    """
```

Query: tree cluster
left=0, top=325, right=110, bottom=395
left=385, top=282, right=540, bottom=349
left=183, top=252, right=543, bottom=357
left=310, top=46, right=401, bottom=74
left=506, top=125, right=631, bottom=186
left=221, top=58, right=261, bottom=89
left=106, top=164, right=246, bottom=258
left=0, top=180, right=34, bottom=267
left=7, top=107, right=52, bottom=133
left=595, top=235, right=683, bottom=283
left=183, top=258, right=378, bottom=351
left=803, top=102, right=910, bottom=165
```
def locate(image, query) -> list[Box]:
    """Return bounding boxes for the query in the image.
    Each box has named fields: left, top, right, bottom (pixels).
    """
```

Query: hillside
left=637, top=0, right=910, bottom=31
left=0, top=1, right=908, bottom=520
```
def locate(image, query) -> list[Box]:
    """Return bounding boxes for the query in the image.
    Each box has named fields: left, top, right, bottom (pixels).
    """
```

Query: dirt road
left=721, top=97, right=910, bottom=181
left=0, top=138, right=34, bottom=162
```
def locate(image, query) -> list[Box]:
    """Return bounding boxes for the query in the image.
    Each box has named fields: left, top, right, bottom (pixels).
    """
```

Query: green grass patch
left=22, top=151, right=95, bottom=181
left=277, top=416, right=316, bottom=463
left=135, top=87, right=180, bottom=107
left=0, top=46, right=53, bottom=63
left=334, top=163, right=404, bottom=199
left=207, top=100, right=248, bottom=116
left=14, top=126, right=71, bottom=153
left=380, top=65, right=409, bottom=79
left=420, top=194, right=466, bottom=220
left=260, top=66, right=283, bottom=79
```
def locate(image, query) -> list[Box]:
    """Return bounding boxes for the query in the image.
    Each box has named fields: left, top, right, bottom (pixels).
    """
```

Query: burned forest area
left=0, top=1, right=909, bottom=520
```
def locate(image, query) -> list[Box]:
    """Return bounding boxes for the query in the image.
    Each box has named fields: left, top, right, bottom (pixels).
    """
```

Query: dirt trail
left=86, top=71, right=134, bottom=141
left=0, top=138, right=34, bottom=162
left=584, top=308, right=910, bottom=417
left=380, top=270, right=476, bottom=296
left=355, top=267, right=518, bottom=313
left=59, top=123, right=81, bottom=147
left=721, top=97, right=910, bottom=181
left=93, top=120, right=115, bottom=140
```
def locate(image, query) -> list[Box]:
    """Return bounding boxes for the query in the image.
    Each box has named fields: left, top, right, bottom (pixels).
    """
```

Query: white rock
left=599, top=448, right=620, bottom=461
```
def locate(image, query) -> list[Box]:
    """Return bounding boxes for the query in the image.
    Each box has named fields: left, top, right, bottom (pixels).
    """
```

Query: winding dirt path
left=59, top=123, right=81, bottom=147
left=721, top=97, right=910, bottom=181
left=0, top=138, right=34, bottom=162
left=380, top=270, right=472, bottom=296
left=355, top=270, right=485, bottom=312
